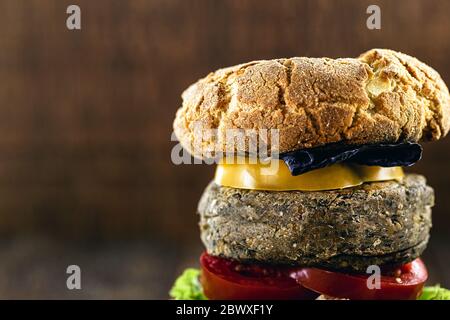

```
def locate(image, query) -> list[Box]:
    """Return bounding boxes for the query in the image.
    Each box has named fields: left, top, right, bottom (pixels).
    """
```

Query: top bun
left=174, top=49, right=450, bottom=158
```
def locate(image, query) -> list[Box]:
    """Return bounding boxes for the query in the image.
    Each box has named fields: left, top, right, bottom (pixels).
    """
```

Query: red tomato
left=292, top=258, right=428, bottom=300
left=200, top=252, right=318, bottom=300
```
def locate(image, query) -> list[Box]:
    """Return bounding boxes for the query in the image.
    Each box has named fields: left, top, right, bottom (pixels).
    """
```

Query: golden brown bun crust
left=174, top=49, right=450, bottom=157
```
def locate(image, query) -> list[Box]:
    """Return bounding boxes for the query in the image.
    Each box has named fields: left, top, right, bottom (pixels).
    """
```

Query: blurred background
left=0, top=0, right=448, bottom=298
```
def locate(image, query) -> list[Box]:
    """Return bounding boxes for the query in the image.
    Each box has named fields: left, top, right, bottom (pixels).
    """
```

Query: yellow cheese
left=214, top=159, right=404, bottom=191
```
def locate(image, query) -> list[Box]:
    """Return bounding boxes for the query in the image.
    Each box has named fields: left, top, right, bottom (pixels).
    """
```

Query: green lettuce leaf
left=419, top=285, right=450, bottom=300
left=170, top=268, right=207, bottom=300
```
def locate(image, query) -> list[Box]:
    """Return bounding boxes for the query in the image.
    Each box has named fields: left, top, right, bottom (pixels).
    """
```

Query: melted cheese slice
left=214, top=159, right=404, bottom=191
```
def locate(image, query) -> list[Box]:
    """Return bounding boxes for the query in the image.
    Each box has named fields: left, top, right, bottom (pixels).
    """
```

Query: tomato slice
left=292, top=258, right=428, bottom=300
left=200, top=252, right=318, bottom=300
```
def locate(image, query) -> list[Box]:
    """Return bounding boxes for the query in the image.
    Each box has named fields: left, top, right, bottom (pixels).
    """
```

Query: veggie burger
left=170, top=49, right=450, bottom=300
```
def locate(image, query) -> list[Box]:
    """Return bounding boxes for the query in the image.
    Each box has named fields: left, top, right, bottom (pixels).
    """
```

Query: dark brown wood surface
left=0, top=236, right=447, bottom=299
left=0, top=0, right=448, bottom=298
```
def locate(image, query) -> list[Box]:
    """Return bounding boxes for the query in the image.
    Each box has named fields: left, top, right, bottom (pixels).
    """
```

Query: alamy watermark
left=366, top=265, right=381, bottom=289
left=366, top=5, right=381, bottom=30
left=66, top=5, right=81, bottom=30
left=66, top=265, right=81, bottom=290
left=171, top=121, right=281, bottom=172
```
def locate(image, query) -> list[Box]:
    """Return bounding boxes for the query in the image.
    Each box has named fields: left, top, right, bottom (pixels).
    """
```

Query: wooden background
left=0, top=0, right=448, bottom=298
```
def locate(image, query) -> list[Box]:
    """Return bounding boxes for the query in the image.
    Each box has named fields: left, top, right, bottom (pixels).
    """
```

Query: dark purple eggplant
left=279, top=142, right=422, bottom=176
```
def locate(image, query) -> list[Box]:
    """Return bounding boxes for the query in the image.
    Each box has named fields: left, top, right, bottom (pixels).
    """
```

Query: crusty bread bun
left=174, top=49, right=450, bottom=158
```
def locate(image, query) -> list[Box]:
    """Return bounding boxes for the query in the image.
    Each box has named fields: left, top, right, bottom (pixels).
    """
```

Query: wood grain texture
left=0, top=0, right=448, bottom=247
left=0, top=236, right=446, bottom=299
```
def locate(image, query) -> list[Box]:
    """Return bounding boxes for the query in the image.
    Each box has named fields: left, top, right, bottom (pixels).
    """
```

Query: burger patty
left=198, top=174, right=433, bottom=272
